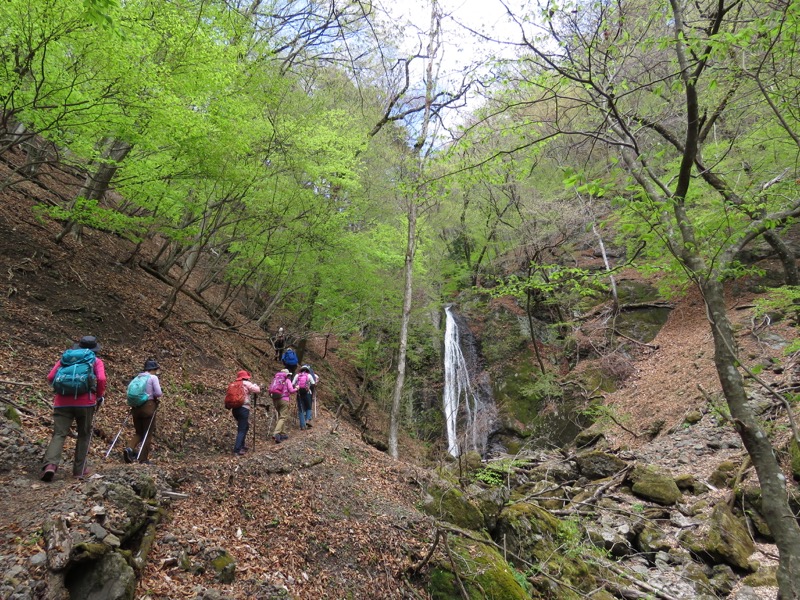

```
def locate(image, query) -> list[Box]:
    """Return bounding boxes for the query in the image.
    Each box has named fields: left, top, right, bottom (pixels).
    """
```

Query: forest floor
left=0, top=146, right=797, bottom=599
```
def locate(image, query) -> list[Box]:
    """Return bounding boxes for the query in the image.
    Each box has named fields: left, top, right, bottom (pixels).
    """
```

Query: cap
left=236, top=370, right=251, bottom=380
left=144, top=359, right=160, bottom=371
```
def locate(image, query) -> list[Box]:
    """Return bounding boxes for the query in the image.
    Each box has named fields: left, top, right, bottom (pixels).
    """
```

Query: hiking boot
left=140, top=460, right=152, bottom=465
left=305, top=422, right=312, bottom=429
left=73, top=468, right=92, bottom=479
left=236, top=449, right=246, bottom=456
left=41, top=464, right=57, bottom=482
left=279, top=434, right=288, bottom=441
left=274, top=435, right=282, bottom=444
left=123, top=447, right=134, bottom=464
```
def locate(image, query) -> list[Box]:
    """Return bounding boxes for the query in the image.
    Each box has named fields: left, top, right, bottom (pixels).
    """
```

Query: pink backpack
left=268, top=372, right=288, bottom=400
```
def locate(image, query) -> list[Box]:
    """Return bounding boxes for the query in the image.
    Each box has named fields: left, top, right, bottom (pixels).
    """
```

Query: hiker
left=225, top=370, right=261, bottom=456
left=292, top=365, right=314, bottom=430
left=270, top=369, right=296, bottom=444
left=281, top=346, right=299, bottom=375
left=42, top=335, right=107, bottom=481
left=272, top=327, right=286, bottom=361
left=123, top=359, right=162, bottom=464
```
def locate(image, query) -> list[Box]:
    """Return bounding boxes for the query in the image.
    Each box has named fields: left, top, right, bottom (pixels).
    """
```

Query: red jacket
left=48, top=357, right=107, bottom=408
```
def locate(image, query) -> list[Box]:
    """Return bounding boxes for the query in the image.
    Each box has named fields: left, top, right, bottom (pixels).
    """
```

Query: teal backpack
left=126, top=374, right=151, bottom=407
left=52, top=349, right=97, bottom=397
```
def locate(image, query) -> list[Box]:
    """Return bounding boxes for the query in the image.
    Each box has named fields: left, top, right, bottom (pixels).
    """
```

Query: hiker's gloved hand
left=96, top=396, right=105, bottom=409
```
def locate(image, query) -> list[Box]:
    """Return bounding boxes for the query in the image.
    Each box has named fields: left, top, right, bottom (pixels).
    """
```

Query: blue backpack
left=52, top=349, right=97, bottom=397
left=126, top=374, right=151, bottom=407
left=282, top=349, right=298, bottom=366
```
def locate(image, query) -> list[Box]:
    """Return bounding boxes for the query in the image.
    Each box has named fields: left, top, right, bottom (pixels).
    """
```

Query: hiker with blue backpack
left=42, top=335, right=107, bottom=481
left=292, top=365, right=315, bottom=430
left=269, top=369, right=296, bottom=444
left=122, top=359, right=162, bottom=464
left=281, top=346, right=299, bottom=375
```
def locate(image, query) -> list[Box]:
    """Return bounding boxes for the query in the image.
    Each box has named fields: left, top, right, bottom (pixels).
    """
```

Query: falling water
left=443, top=306, right=491, bottom=457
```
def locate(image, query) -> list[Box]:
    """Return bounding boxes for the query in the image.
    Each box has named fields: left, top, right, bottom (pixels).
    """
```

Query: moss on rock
left=421, top=482, right=485, bottom=531
left=429, top=535, right=528, bottom=600
left=629, top=465, right=682, bottom=505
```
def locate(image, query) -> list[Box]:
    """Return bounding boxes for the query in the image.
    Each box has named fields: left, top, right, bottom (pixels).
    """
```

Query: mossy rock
left=421, top=482, right=485, bottom=531
left=741, top=564, right=778, bottom=587
left=64, top=550, right=136, bottom=600
left=3, top=406, right=21, bottom=425
left=637, top=525, right=671, bottom=556
left=673, top=473, right=696, bottom=491
left=629, top=465, right=682, bottom=505
left=678, top=503, right=754, bottom=570
left=429, top=534, right=528, bottom=600
left=683, top=410, right=703, bottom=425
left=575, top=451, right=627, bottom=481
left=495, top=502, right=561, bottom=567
left=573, top=426, right=605, bottom=449
left=708, top=461, right=738, bottom=488
left=208, top=549, right=235, bottom=584
left=104, top=483, right=148, bottom=543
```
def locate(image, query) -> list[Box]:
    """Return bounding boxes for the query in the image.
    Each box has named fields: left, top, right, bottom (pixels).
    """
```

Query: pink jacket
left=280, top=378, right=296, bottom=402
left=48, top=358, right=107, bottom=408
left=241, top=380, right=260, bottom=409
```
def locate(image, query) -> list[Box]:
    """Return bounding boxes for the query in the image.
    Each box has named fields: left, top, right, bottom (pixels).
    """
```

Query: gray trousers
left=43, top=405, right=94, bottom=475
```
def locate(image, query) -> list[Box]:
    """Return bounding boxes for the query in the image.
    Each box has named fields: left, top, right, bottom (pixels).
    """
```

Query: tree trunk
left=56, top=138, right=132, bottom=243
left=702, top=277, right=800, bottom=596
left=763, top=229, right=800, bottom=286
left=388, top=199, right=417, bottom=459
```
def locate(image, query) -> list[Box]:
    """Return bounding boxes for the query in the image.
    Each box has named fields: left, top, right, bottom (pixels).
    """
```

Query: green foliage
left=472, top=458, right=529, bottom=487
left=753, top=286, right=800, bottom=326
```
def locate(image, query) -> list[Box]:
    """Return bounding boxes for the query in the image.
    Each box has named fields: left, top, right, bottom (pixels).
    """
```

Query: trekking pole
left=252, top=394, right=258, bottom=452
left=136, top=405, right=158, bottom=462
left=78, top=400, right=101, bottom=477
left=105, top=413, right=130, bottom=458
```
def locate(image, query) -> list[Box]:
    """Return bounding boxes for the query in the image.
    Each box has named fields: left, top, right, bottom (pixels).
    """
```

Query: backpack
left=224, top=380, right=246, bottom=409
left=268, top=372, right=288, bottom=400
left=52, top=349, right=97, bottom=397
left=296, top=372, right=311, bottom=390
left=126, top=374, right=151, bottom=407
left=282, top=349, right=298, bottom=366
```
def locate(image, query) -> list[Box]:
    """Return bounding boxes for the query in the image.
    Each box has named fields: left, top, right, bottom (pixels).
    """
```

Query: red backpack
left=268, top=372, right=288, bottom=400
left=224, top=380, right=246, bottom=409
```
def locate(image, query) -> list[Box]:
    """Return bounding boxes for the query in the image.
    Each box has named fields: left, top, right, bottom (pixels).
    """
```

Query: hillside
left=1, top=147, right=799, bottom=600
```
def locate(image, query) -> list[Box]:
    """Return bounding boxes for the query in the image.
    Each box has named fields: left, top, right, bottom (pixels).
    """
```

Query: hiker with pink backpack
left=268, top=369, right=296, bottom=444
left=292, top=365, right=315, bottom=430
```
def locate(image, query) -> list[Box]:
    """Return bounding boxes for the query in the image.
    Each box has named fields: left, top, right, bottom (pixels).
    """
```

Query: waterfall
left=443, top=306, right=492, bottom=456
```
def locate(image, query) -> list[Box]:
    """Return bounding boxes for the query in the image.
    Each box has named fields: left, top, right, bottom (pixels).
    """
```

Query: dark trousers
left=131, top=399, right=157, bottom=461
left=43, top=405, right=95, bottom=475
left=232, top=406, right=250, bottom=452
left=297, top=389, right=312, bottom=429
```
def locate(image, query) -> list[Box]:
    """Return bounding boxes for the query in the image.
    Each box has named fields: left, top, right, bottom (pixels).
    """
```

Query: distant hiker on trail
left=271, top=327, right=286, bottom=361
left=42, top=335, right=106, bottom=481
left=269, top=369, right=296, bottom=444
left=123, top=359, right=162, bottom=465
left=292, top=365, right=315, bottom=430
left=224, top=370, right=261, bottom=456
left=281, top=346, right=299, bottom=375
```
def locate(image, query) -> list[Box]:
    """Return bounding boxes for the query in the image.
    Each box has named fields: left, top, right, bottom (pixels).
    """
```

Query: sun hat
left=73, top=335, right=101, bottom=352
left=144, top=359, right=160, bottom=371
left=236, top=370, right=251, bottom=380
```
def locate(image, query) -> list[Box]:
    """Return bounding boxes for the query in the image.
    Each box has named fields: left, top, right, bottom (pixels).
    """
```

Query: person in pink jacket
left=42, top=335, right=107, bottom=481
left=271, top=369, right=296, bottom=444
left=230, top=370, right=261, bottom=456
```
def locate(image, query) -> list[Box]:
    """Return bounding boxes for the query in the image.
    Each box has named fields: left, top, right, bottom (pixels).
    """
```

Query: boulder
left=573, top=427, right=605, bottom=449
left=466, top=484, right=508, bottom=533
left=429, top=534, right=528, bottom=600
left=629, top=465, right=682, bottom=505
left=708, top=461, right=738, bottom=488
left=64, top=550, right=135, bottom=600
left=495, top=502, right=561, bottom=567
left=421, top=481, right=484, bottom=531
left=678, top=503, right=754, bottom=570
left=205, top=548, right=235, bottom=584
left=530, top=459, right=578, bottom=483
left=575, top=451, right=627, bottom=480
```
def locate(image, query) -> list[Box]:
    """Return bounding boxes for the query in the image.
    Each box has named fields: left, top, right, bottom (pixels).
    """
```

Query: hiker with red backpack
left=122, top=359, right=163, bottom=464
left=42, top=335, right=107, bottom=481
left=224, top=370, right=261, bottom=456
left=269, top=369, right=296, bottom=444
left=292, top=365, right=314, bottom=430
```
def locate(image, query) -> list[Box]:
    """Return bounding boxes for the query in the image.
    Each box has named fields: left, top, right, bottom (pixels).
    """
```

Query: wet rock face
left=65, top=550, right=136, bottom=600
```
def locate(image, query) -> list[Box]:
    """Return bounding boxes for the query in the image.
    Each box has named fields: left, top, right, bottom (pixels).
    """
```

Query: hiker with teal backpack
left=42, top=335, right=107, bottom=481
left=123, top=359, right=162, bottom=464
